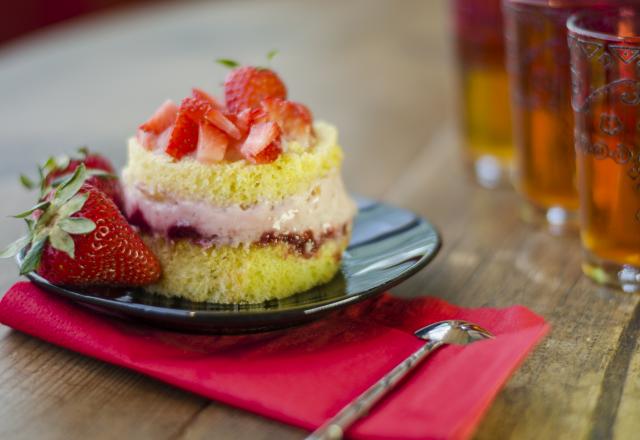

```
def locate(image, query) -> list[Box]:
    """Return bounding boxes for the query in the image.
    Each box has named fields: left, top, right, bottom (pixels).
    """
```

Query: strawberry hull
left=36, top=184, right=161, bottom=287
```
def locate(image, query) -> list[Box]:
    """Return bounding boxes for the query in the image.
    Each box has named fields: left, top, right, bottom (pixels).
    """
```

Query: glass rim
left=568, top=7, right=640, bottom=43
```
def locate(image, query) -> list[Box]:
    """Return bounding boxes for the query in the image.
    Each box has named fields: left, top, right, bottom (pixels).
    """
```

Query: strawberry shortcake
left=122, top=63, right=356, bottom=303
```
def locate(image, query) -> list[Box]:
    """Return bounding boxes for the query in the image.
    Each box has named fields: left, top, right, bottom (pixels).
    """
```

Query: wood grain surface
left=0, top=0, right=637, bottom=439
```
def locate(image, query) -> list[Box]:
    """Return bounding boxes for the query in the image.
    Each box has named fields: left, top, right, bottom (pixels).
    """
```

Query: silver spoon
left=305, top=320, right=494, bottom=440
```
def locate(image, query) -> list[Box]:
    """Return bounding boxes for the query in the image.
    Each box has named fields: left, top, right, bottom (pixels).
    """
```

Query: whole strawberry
left=219, top=59, right=287, bottom=113
left=21, top=147, right=124, bottom=210
left=2, top=165, right=161, bottom=287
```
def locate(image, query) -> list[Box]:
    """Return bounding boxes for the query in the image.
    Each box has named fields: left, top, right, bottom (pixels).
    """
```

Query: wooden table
left=1, top=1, right=638, bottom=438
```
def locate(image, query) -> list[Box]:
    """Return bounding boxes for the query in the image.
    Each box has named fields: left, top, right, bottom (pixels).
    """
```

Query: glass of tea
left=453, top=0, right=513, bottom=189
left=568, top=7, right=640, bottom=292
left=502, top=0, right=617, bottom=232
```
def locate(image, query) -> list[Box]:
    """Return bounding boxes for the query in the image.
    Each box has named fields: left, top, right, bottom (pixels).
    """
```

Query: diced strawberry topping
left=136, top=130, right=157, bottom=150
left=233, top=107, right=267, bottom=136
left=179, top=95, right=211, bottom=121
left=254, top=141, right=282, bottom=164
left=165, top=111, right=199, bottom=159
left=154, top=126, right=173, bottom=152
left=240, top=122, right=282, bottom=163
left=196, top=122, right=228, bottom=164
left=192, top=88, right=223, bottom=109
left=139, top=100, right=178, bottom=134
left=164, top=94, right=215, bottom=159
left=205, top=108, right=241, bottom=140
left=260, top=97, right=313, bottom=146
left=138, top=65, right=314, bottom=163
left=224, top=66, right=287, bottom=113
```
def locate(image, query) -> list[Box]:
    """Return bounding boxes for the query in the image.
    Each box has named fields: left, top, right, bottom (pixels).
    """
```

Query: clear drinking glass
left=502, top=0, right=616, bottom=233
left=453, top=0, right=513, bottom=189
left=568, top=7, right=640, bottom=291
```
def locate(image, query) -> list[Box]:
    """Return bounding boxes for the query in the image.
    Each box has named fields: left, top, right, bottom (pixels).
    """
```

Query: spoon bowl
left=415, top=320, right=494, bottom=345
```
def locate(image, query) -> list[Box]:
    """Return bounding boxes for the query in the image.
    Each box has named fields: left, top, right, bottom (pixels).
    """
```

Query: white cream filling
left=124, top=173, right=357, bottom=247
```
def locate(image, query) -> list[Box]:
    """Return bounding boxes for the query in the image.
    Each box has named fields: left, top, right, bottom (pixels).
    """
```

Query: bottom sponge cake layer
left=142, top=234, right=350, bottom=304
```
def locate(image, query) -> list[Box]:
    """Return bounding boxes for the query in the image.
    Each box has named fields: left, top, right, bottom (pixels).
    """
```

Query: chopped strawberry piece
left=192, top=88, right=223, bottom=109
left=196, top=122, right=228, bottom=164
left=260, top=97, right=313, bottom=147
left=254, top=141, right=282, bottom=164
left=224, top=66, right=287, bottom=113
left=139, top=100, right=178, bottom=134
left=155, top=126, right=173, bottom=152
left=179, top=95, right=211, bottom=121
left=240, top=122, right=282, bottom=163
left=224, top=145, right=245, bottom=162
left=204, top=108, right=241, bottom=140
left=165, top=93, right=220, bottom=160
left=136, top=130, right=157, bottom=150
left=233, top=107, right=267, bottom=136
left=166, top=111, right=199, bottom=159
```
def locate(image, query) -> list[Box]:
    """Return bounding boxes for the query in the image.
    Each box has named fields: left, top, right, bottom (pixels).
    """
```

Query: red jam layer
left=128, top=208, right=349, bottom=257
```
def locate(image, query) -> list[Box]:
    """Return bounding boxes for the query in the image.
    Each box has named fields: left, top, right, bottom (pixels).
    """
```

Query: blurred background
left=2, top=0, right=158, bottom=45
left=0, top=0, right=454, bottom=187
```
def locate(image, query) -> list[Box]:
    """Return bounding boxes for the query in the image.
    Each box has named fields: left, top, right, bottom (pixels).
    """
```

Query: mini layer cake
left=123, top=66, right=356, bottom=303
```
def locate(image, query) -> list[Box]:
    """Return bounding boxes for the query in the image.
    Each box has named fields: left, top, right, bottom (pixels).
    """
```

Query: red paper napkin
left=0, top=282, right=549, bottom=440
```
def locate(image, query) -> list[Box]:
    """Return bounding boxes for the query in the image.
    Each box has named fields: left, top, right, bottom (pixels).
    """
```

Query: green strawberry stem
left=216, top=58, right=239, bottom=69
left=0, top=164, right=98, bottom=275
left=217, top=51, right=279, bottom=71
left=19, top=174, right=34, bottom=190
left=266, top=50, right=278, bottom=62
left=18, top=147, right=114, bottom=197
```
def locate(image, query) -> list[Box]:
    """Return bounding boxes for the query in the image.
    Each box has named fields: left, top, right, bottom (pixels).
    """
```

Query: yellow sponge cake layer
left=143, top=235, right=350, bottom=303
left=122, top=121, right=343, bottom=206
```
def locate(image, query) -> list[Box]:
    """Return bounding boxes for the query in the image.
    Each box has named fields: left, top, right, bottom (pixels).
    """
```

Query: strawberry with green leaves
left=1, top=165, right=161, bottom=287
left=21, top=147, right=124, bottom=210
left=221, top=64, right=287, bottom=113
left=218, top=52, right=286, bottom=113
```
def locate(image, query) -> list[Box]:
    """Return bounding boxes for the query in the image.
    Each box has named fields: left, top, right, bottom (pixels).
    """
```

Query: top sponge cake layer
left=122, top=122, right=343, bottom=206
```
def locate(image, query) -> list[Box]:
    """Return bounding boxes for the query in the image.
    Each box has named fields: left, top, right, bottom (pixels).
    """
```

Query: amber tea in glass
left=502, top=0, right=593, bottom=232
left=453, top=0, right=513, bottom=188
left=569, top=8, right=640, bottom=291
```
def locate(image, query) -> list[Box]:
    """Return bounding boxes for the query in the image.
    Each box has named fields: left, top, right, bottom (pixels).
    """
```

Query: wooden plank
left=608, top=308, right=640, bottom=440
left=0, top=331, right=208, bottom=440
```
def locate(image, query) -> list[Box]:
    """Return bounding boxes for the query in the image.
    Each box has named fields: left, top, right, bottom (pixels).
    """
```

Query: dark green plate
left=19, top=197, right=441, bottom=333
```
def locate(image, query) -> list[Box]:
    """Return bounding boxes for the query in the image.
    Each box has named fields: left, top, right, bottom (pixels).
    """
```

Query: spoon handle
left=305, top=340, right=443, bottom=440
